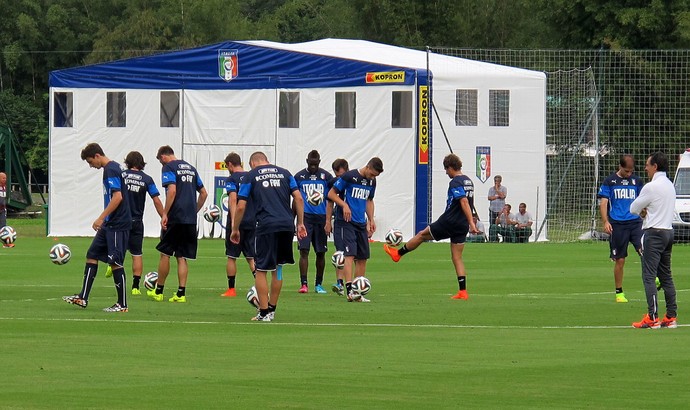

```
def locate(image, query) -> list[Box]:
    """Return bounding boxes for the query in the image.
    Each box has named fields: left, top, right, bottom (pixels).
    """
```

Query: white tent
left=49, top=39, right=546, bottom=241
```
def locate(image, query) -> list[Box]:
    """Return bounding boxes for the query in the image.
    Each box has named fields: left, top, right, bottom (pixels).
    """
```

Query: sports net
left=431, top=48, right=690, bottom=241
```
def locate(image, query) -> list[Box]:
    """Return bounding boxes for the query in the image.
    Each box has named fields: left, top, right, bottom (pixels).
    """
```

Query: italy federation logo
left=218, top=50, right=238, bottom=81
left=476, top=146, right=491, bottom=183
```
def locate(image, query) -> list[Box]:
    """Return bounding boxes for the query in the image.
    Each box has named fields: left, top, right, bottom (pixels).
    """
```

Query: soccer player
left=597, top=154, right=643, bottom=303
left=63, top=143, right=132, bottom=312
left=294, top=150, right=333, bottom=294
left=231, top=151, right=307, bottom=322
left=630, top=152, right=677, bottom=329
left=222, top=152, right=256, bottom=297
left=326, top=158, right=349, bottom=295
left=121, top=151, right=164, bottom=295
left=0, top=172, right=8, bottom=245
left=327, top=157, right=383, bottom=302
left=384, top=154, right=478, bottom=300
left=147, top=145, right=208, bottom=303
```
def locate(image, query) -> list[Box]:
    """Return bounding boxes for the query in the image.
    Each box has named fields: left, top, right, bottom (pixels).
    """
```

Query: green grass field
left=2, top=217, right=690, bottom=409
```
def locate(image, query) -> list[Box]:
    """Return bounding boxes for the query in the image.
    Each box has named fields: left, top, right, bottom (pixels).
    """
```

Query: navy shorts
left=429, top=217, right=469, bottom=244
left=609, top=219, right=643, bottom=259
left=333, top=220, right=345, bottom=251
left=225, top=226, right=256, bottom=259
left=156, top=223, right=198, bottom=259
left=87, top=227, right=129, bottom=267
left=334, top=222, right=369, bottom=259
left=128, top=220, right=144, bottom=256
left=254, top=231, right=295, bottom=271
left=298, top=215, right=328, bottom=253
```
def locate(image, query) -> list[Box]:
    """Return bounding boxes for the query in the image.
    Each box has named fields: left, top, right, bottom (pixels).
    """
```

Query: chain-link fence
left=431, top=48, right=690, bottom=241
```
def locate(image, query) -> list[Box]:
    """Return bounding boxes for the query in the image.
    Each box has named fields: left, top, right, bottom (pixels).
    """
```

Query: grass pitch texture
left=2, top=236, right=690, bottom=408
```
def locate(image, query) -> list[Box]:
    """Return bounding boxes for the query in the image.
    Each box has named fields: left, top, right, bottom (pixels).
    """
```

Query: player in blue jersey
left=148, top=145, right=208, bottom=303
left=294, top=150, right=334, bottom=294
left=221, top=152, right=256, bottom=297
left=326, top=158, right=349, bottom=295
left=231, top=152, right=307, bottom=322
left=63, top=143, right=132, bottom=312
left=384, top=154, right=478, bottom=300
left=328, top=157, right=383, bottom=302
left=122, top=151, right=164, bottom=295
left=598, top=154, right=643, bottom=303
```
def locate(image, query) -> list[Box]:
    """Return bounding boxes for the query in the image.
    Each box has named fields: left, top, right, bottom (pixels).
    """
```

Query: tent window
left=107, top=92, right=126, bottom=127
left=335, top=92, right=356, bottom=128
left=455, top=89, right=477, bottom=126
left=160, top=91, right=180, bottom=128
left=391, top=91, right=412, bottom=128
left=279, top=92, right=300, bottom=128
left=489, top=90, right=510, bottom=127
left=53, top=92, right=73, bottom=127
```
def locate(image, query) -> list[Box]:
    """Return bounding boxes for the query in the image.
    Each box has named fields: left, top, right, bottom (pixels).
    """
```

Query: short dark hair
left=649, top=151, right=669, bottom=172
left=367, top=157, right=384, bottom=173
left=224, top=152, right=242, bottom=167
left=442, top=154, right=462, bottom=171
left=307, top=150, right=320, bottom=162
left=332, top=158, right=349, bottom=173
left=156, top=145, right=174, bottom=159
left=249, top=151, right=268, bottom=163
left=124, top=151, right=146, bottom=170
left=81, top=143, right=104, bottom=160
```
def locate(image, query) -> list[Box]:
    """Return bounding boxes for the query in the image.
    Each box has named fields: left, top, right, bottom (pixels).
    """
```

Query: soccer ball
left=331, top=250, right=345, bottom=269
left=0, top=225, right=17, bottom=245
left=143, top=271, right=159, bottom=290
left=246, top=286, right=259, bottom=308
left=351, top=276, right=371, bottom=295
left=385, top=228, right=403, bottom=247
left=49, top=243, right=71, bottom=265
left=203, top=204, right=221, bottom=223
left=307, top=190, right=324, bottom=206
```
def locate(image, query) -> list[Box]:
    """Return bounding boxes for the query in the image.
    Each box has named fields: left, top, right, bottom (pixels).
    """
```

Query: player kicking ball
left=384, top=154, right=478, bottom=300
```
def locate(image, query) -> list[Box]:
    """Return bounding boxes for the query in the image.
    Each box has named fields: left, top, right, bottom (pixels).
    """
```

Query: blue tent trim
left=50, top=41, right=419, bottom=89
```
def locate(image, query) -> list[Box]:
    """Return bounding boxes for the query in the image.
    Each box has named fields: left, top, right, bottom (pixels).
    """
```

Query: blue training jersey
left=226, top=171, right=256, bottom=230
left=295, top=167, right=334, bottom=219
left=238, top=164, right=298, bottom=235
left=456, top=174, right=475, bottom=215
left=102, top=161, right=131, bottom=231
left=123, top=169, right=160, bottom=221
left=332, top=169, right=376, bottom=225
left=597, top=172, right=643, bottom=222
left=438, top=175, right=469, bottom=225
left=161, top=159, right=204, bottom=225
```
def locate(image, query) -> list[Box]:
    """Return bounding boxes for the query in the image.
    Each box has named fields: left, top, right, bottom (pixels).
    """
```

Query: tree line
left=2, top=0, right=690, bottom=174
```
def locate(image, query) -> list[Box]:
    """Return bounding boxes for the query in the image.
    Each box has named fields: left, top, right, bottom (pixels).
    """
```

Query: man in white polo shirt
left=630, top=152, right=677, bottom=329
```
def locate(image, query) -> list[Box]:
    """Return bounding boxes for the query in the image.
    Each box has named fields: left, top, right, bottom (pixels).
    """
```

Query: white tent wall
left=187, top=86, right=416, bottom=241
left=49, top=88, right=182, bottom=237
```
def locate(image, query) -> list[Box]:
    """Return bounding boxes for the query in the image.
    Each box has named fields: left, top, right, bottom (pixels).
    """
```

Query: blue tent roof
left=50, top=41, right=420, bottom=89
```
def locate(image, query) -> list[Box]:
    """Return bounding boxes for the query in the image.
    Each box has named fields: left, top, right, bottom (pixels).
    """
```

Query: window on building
left=107, top=92, right=126, bottom=127
left=391, top=91, right=412, bottom=128
left=335, top=92, right=356, bottom=128
left=160, top=91, right=180, bottom=127
left=53, top=92, right=73, bottom=127
left=455, top=89, right=477, bottom=126
left=279, top=91, right=300, bottom=128
left=489, top=90, right=510, bottom=127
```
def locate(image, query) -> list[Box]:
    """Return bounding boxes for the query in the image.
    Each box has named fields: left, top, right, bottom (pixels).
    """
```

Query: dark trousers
left=641, top=229, right=676, bottom=319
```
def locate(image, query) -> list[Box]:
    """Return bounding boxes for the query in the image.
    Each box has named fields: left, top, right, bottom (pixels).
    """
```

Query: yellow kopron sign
left=365, top=71, right=406, bottom=83
left=418, top=85, right=429, bottom=164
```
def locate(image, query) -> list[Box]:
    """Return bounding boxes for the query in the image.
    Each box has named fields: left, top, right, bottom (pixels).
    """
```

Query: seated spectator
left=514, top=202, right=533, bottom=243
left=489, top=204, right=516, bottom=243
left=466, top=213, right=487, bottom=243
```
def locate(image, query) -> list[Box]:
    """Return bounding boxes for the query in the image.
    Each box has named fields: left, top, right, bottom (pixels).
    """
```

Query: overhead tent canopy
left=49, top=39, right=547, bottom=242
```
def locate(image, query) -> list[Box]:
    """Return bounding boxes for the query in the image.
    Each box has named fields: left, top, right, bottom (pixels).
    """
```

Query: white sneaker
left=251, top=313, right=272, bottom=322
left=357, top=295, right=370, bottom=303
left=347, top=292, right=361, bottom=302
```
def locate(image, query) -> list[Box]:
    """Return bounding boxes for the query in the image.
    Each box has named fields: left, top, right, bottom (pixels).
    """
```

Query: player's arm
left=460, top=197, right=478, bottom=233
left=366, top=199, right=376, bottom=235
left=151, top=196, right=165, bottom=218
left=292, top=189, right=307, bottom=240
left=160, top=183, right=176, bottom=230
left=93, top=190, right=123, bottom=231
left=196, top=187, right=208, bottom=213
left=599, top=198, right=612, bottom=234
left=229, top=191, right=238, bottom=225
left=327, top=187, right=350, bottom=222
left=325, top=199, right=333, bottom=236
left=231, top=199, right=246, bottom=244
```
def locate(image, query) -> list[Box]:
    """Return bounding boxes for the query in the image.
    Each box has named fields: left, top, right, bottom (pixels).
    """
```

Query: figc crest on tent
left=476, top=146, right=491, bottom=183
left=218, top=50, right=238, bottom=81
